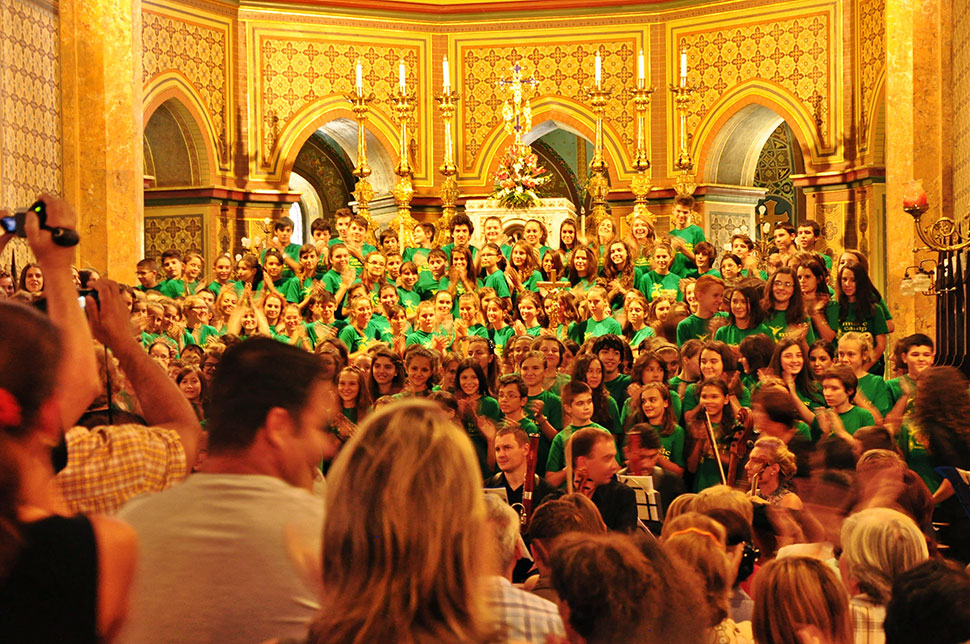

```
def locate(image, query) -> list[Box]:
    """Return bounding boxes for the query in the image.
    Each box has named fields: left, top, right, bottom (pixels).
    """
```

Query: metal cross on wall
left=498, top=62, right=539, bottom=145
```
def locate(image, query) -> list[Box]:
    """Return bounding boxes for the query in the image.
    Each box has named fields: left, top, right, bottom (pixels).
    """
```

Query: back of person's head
left=529, top=497, right=607, bottom=542
left=752, top=556, right=852, bottom=644
left=839, top=508, right=928, bottom=604
left=0, top=302, right=62, bottom=439
left=482, top=493, right=521, bottom=574
left=661, top=512, right=731, bottom=625
left=691, top=484, right=754, bottom=526
left=311, top=400, right=490, bottom=644
left=751, top=386, right=798, bottom=428
left=913, top=366, right=970, bottom=468
left=633, top=534, right=709, bottom=644
left=853, top=426, right=897, bottom=453
left=664, top=492, right=696, bottom=521
left=884, top=558, right=970, bottom=644
left=550, top=532, right=660, bottom=644
left=206, top=337, right=327, bottom=452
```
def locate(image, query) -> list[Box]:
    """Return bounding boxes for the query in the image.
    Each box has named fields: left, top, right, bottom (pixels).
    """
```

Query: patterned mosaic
left=142, top=9, right=229, bottom=163
left=257, top=38, right=421, bottom=167
left=709, top=212, right=752, bottom=254
left=953, top=6, right=970, bottom=217
left=679, top=11, right=833, bottom=148
left=293, top=133, right=354, bottom=217
left=0, top=0, right=61, bottom=208
left=459, top=40, right=638, bottom=171
left=754, top=123, right=796, bottom=222
left=858, top=0, right=885, bottom=151
left=144, top=214, right=205, bottom=261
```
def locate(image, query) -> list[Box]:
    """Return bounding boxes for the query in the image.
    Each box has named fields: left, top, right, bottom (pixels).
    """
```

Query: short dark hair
left=797, top=220, right=821, bottom=237
left=136, top=258, right=159, bottom=271
left=751, top=387, right=797, bottom=428
left=822, top=365, right=858, bottom=399
left=160, top=248, right=182, bottom=262
left=273, top=216, right=294, bottom=231
left=334, top=208, right=353, bottom=221
left=310, top=219, right=332, bottom=234
left=416, top=222, right=436, bottom=238
left=529, top=497, right=607, bottom=541
left=896, top=333, right=934, bottom=355
left=673, top=194, right=695, bottom=209
left=207, top=338, right=327, bottom=452
left=497, top=373, right=527, bottom=398
left=626, top=423, right=661, bottom=450
left=773, top=222, right=796, bottom=236
left=450, top=213, right=474, bottom=235
left=378, top=229, right=398, bottom=244
left=561, top=380, right=592, bottom=406
left=591, top=334, right=625, bottom=357
left=885, top=559, right=970, bottom=644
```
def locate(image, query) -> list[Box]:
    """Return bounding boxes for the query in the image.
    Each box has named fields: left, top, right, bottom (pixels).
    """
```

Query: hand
left=480, top=417, right=497, bottom=442
left=86, top=279, right=136, bottom=347
left=340, top=268, right=356, bottom=287
left=25, top=195, right=78, bottom=269
left=513, top=319, right=527, bottom=335
left=626, top=382, right=642, bottom=402
left=782, top=370, right=795, bottom=388
left=528, top=399, right=545, bottom=419
left=572, top=466, right=594, bottom=497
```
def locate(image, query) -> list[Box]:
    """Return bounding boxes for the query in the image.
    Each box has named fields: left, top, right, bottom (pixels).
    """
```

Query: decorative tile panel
left=857, top=0, right=885, bottom=151
left=142, top=8, right=230, bottom=163
left=144, top=214, right=205, bottom=261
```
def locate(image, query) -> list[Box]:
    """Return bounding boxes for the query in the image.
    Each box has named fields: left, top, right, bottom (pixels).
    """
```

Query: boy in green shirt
left=887, top=333, right=935, bottom=418
left=668, top=194, right=706, bottom=277
left=546, top=381, right=611, bottom=488
left=345, top=214, right=378, bottom=277
left=795, top=220, right=832, bottom=270
left=401, top=222, right=435, bottom=277
left=416, top=249, right=448, bottom=300
left=676, top=274, right=726, bottom=346
left=637, top=243, right=683, bottom=302
left=593, top=334, right=632, bottom=413
left=396, top=261, right=422, bottom=320
left=812, top=366, right=875, bottom=439
left=441, top=213, right=479, bottom=262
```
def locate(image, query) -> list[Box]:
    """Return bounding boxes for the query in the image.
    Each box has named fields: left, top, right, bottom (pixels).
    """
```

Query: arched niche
left=314, top=117, right=396, bottom=197
left=524, top=121, right=591, bottom=212
left=704, top=104, right=790, bottom=187
left=144, top=98, right=211, bottom=187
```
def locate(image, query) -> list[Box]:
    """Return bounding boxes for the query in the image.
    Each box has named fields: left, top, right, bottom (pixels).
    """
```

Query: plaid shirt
left=484, top=576, right=565, bottom=644
left=57, top=424, right=187, bottom=515
left=850, top=594, right=886, bottom=644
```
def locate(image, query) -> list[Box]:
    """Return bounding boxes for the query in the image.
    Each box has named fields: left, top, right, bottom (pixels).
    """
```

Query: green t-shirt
left=281, top=276, right=316, bottom=303
left=762, top=309, right=818, bottom=344
left=406, top=329, right=437, bottom=348
left=527, top=390, right=563, bottom=431
left=887, top=374, right=916, bottom=416
left=897, top=421, right=943, bottom=492
left=206, top=279, right=238, bottom=298
left=833, top=302, right=889, bottom=339
left=604, top=374, right=632, bottom=418
left=441, top=243, right=479, bottom=262
left=483, top=269, right=511, bottom=298
left=681, top=381, right=751, bottom=422
left=630, top=325, right=656, bottom=348
left=462, top=395, right=501, bottom=476
left=546, top=421, right=612, bottom=480
left=637, top=270, right=683, bottom=302
left=401, top=246, right=432, bottom=276
left=569, top=317, right=623, bottom=344
left=676, top=312, right=728, bottom=346
left=811, top=405, right=875, bottom=436
left=416, top=273, right=446, bottom=301
left=182, top=324, right=220, bottom=347
left=858, top=373, right=892, bottom=417
left=713, top=322, right=772, bottom=347
left=669, top=224, right=706, bottom=276
left=657, top=424, right=687, bottom=468
left=489, top=325, right=516, bottom=355
left=321, top=269, right=345, bottom=296
left=337, top=323, right=385, bottom=354
left=397, top=286, right=421, bottom=318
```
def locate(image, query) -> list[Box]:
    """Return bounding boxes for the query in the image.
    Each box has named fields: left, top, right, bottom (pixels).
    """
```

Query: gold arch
left=143, top=72, right=223, bottom=179
left=691, top=80, right=823, bottom=178
left=863, top=68, right=887, bottom=155
left=465, top=95, right=630, bottom=186
left=265, top=95, right=400, bottom=184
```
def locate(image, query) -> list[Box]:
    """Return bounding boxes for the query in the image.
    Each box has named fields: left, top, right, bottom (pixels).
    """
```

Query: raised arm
left=23, top=196, right=101, bottom=427
left=88, top=278, right=202, bottom=472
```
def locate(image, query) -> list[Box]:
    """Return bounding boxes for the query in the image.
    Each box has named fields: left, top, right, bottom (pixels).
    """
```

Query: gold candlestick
left=669, top=80, right=697, bottom=196
left=390, top=82, right=418, bottom=247
left=346, top=85, right=379, bottom=243
left=585, top=84, right=612, bottom=228
left=435, top=86, right=460, bottom=245
left=630, top=79, right=656, bottom=221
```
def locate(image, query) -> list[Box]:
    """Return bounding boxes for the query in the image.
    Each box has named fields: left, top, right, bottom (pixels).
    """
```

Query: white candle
left=638, top=50, right=645, bottom=82
left=355, top=60, right=363, bottom=92
left=680, top=48, right=687, bottom=87
left=594, top=51, right=602, bottom=88
left=399, top=59, right=406, bottom=92
left=442, top=55, right=450, bottom=92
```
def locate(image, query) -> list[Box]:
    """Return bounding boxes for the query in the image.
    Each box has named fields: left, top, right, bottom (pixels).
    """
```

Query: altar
left=465, top=197, right=577, bottom=249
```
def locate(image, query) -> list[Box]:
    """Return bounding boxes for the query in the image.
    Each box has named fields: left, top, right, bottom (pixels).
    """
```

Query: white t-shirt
left=118, top=473, right=323, bottom=644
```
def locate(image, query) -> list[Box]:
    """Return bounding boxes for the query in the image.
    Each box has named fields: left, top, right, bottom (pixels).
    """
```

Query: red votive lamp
left=902, top=180, right=929, bottom=209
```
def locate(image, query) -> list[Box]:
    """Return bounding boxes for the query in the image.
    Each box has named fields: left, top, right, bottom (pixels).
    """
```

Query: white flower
left=263, top=217, right=271, bottom=225
left=241, top=236, right=251, bottom=249
left=235, top=254, right=243, bottom=261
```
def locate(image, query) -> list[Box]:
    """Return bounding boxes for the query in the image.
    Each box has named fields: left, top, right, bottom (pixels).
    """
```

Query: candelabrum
left=435, top=86, right=460, bottom=246
left=630, top=80, right=656, bottom=222
left=390, top=87, right=418, bottom=247
left=904, top=203, right=970, bottom=253
left=346, top=87, right=379, bottom=244
left=585, top=85, right=612, bottom=230
left=669, top=81, right=697, bottom=196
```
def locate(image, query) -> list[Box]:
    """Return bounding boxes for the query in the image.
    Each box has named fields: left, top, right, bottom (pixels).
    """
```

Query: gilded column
left=60, top=0, right=143, bottom=281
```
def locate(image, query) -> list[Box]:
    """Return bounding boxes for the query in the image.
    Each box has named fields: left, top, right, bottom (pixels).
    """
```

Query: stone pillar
left=59, top=0, right=142, bottom=281
left=885, top=0, right=949, bottom=337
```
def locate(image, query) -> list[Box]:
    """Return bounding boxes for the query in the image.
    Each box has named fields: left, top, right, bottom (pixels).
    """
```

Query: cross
left=497, top=61, right=539, bottom=145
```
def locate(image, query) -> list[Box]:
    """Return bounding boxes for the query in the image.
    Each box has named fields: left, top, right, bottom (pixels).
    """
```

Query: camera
left=78, top=288, right=100, bottom=310
left=0, top=201, right=79, bottom=247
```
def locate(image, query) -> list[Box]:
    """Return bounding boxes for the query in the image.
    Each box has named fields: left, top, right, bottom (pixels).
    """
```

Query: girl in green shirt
left=770, top=337, right=823, bottom=425
left=761, top=266, right=816, bottom=344
left=455, top=358, right=503, bottom=476
left=567, top=246, right=599, bottom=295
left=838, top=332, right=892, bottom=422
left=335, top=365, right=373, bottom=440
left=714, top=283, right=769, bottom=347
left=506, top=240, right=542, bottom=293
left=624, top=382, right=686, bottom=476
left=484, top=296, right=515, bottom=357
left=623, top=293, right=656, bottom=351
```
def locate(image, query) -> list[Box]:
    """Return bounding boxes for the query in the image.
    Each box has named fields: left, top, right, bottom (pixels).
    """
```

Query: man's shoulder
left=483, top=472, right=507, bottom=488
left=486, top=576, right=561, bottom=618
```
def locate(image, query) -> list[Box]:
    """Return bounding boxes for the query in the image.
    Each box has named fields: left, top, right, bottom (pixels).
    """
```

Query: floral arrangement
left=490, top=144, right=550, bottom=209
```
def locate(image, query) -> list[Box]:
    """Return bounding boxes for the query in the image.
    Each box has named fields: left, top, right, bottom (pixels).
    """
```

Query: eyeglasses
left=202, top=362, right=218, bottom=371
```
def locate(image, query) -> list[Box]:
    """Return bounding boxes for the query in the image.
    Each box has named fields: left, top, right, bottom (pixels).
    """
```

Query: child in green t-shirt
left=813, top=365, right=876, bottom=441
left=676, top=274, right=726, bottom=346
left=546, top=381, right=611, bottom=488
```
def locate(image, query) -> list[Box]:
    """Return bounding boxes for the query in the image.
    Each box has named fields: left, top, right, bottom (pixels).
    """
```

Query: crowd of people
left=2, top=194, right=970, bottom=644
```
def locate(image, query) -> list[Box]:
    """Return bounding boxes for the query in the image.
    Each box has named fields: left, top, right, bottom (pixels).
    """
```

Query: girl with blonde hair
left=305, top=400, right=494, bottom=644
left=744, top=435, right=802, bottom=510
